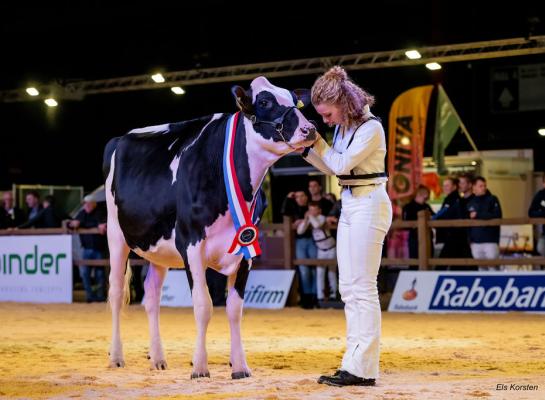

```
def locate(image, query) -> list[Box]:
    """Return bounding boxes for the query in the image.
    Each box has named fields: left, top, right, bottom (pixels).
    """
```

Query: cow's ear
left=231, top=86, right=253, bottom=113
left=293, top=89, right=311, bottom=109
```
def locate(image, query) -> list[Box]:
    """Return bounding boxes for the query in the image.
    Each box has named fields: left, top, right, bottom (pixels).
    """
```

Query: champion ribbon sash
left=223, top=112, right=261, bottom=259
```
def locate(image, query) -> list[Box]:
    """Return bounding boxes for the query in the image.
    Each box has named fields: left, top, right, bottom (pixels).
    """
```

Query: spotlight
left=26, top=87, right=39, bottom=96
left=151, top=73, right=165, bottom=83
left=44, top=98, right=58, bottom=107
left=426, top=62, right=442, bottom=70
left=405, top=50, right=421, bottom=60
left=171, top=86, right=185, bottom=95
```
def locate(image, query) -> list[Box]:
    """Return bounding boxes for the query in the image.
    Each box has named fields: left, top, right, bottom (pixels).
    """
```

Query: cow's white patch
left=181, top=113, right=223, bottom=154
left=203, top=213, right=243, bottom=276
left=129, top=124, right=170, bottom=135
left=133, top=227, right=185, bottom=268
left=169, top=155, right=180, bottom=184
left=251, top=77, right=294, bottom=107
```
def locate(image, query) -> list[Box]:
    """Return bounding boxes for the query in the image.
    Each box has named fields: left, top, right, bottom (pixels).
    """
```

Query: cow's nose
left=301, top=125, right=316, bottom=139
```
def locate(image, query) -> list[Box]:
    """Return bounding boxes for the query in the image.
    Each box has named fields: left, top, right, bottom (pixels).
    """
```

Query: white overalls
left=303, top=113, right=392, bottom=379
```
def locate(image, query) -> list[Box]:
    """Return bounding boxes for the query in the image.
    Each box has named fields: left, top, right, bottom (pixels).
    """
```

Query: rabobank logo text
left=430, top=275, right=545, bottom=311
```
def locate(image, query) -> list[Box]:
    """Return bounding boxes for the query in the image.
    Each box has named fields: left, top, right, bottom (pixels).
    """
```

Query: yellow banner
left=387, top=85, right=433, bottom=201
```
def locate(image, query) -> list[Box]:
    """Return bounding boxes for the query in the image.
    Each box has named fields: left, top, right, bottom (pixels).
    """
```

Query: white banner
left=147, top=269, right=294, bottom=309
left=0, top=235, right=73, bottom=303
left=389, top=271, right=545, bottom=313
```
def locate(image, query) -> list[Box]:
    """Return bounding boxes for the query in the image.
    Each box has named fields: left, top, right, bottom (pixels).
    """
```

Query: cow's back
left=108, top=115, right=226, bottom=252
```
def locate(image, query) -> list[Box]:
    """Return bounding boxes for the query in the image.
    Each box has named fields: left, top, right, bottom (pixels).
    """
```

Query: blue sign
left=430, top=275, right=545, bottom=312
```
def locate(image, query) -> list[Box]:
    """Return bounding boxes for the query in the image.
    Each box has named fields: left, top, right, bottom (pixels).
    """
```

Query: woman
left=301, top=66, right=392, bottom=386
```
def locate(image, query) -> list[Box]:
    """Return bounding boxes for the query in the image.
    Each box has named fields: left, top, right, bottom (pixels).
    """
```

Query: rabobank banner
left=389, top=271, right=545, bottom=313
left=151, top=269, right=295, bottom=309
left=0, top=235, right=73, bottom=303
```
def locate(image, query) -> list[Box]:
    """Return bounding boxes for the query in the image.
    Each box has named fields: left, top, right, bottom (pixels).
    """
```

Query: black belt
left=336, top=172, right=387, bottom=180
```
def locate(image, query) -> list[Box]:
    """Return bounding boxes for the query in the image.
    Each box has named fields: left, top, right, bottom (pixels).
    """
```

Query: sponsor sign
left=0, top=235, right=73, bottom=303
left=389, top=271, right=545, bottom=313
left=146, top=269, right=294, bottom=309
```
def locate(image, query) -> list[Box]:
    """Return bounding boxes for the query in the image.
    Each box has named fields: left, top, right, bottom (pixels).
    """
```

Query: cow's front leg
left=143, top=263, right=168, bottom=370
left=227, top=259, right=251, bottom=379
left=186, top=245, right=212, bottom=378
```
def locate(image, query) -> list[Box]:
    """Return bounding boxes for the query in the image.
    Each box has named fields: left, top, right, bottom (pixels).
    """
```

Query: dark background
left=1, top=1, right=544, bottom=198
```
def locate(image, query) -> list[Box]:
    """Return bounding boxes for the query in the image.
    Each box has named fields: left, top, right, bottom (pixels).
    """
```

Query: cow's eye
left=258, top=100, right=269, bottom=108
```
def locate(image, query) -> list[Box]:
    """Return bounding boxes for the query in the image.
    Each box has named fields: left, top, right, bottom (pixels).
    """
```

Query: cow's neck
left=237, top=118, right=281, bottom=198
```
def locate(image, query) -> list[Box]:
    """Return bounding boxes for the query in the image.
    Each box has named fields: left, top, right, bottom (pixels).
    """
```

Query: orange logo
left=402, top=278, right=418, bottom=301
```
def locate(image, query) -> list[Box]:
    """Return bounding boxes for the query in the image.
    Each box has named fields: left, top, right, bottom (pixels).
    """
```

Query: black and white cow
left=103, top=77, right=316, bottom=379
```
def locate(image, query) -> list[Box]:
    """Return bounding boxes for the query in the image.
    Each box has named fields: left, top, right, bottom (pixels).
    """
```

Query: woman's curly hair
left=311, top=66, right=375, bottom=126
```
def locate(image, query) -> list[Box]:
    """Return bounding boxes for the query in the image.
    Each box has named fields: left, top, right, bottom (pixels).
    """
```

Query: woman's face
left=315, top=103, right=343, bottom=127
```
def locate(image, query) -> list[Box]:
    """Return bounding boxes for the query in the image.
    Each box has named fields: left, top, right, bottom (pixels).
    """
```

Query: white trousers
left=470, top=242, right=499, bottom=271
left=337, top=184, right=392, bottom=379
left=316, top=247, right=337, bottom=300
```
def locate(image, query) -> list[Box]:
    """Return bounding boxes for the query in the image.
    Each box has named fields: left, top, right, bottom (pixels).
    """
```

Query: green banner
left=433, top=85, right=461, bottom=175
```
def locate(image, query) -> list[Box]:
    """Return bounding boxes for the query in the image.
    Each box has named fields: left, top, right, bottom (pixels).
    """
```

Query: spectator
left=325, top=192, right=341, bottom=238
left=297, top=201, right=337, bottom=302
left=282, top=190, right=317, bottom=309
left=528, top=173, right=545, bottom=258
left=18, top=195, right=68, bottom=229
left=402, top=185, right=434, bottom=266
left=68, top=194, right=107, bottom=302
left=433, top=177, right=472, bottom=269
left=308, top=178, right=333, bottom=216
left=458, top=173, right=474, bottom=200
left=467, top=176, right=502, bottom=270
left=25, top=190, right=42, bottom=222
left=1, top=191, right=25, bottom=228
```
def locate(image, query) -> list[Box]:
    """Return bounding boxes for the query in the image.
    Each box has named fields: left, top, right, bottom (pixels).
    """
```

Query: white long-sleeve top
left=297, top=214, right=336, bottom=250
left=303, top=115, right=388, bottom=186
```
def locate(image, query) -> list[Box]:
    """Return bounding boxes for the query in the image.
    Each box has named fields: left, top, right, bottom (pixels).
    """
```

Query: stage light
left=151, top=73, right=165, bottom=83
left=426, top=62, right=442, bottom=70
left=538, top=128, right=545, bottom=136
left=405, top=50, right=421, bottom=59
left=26, top=87, right=39, bottom=96
left=44, top=98, right=58, bottom=107
left=171, top=86, right=185, bottom=95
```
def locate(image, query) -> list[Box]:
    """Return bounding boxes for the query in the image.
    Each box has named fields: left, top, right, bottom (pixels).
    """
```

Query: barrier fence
left=1, top=213, right=545, bottom=270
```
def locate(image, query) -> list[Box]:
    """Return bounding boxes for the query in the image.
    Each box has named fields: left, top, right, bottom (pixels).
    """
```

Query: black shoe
left=317, top=370, right=375, bottom=387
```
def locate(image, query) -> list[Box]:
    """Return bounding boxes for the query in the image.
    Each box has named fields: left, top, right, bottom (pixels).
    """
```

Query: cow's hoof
left=190, top=371, right=210, bottom=379
left=108, top=359, right=125, bottom=368
left=232, top=371, right=251, bottom=379
left=151, top=360, right=168, bottom=370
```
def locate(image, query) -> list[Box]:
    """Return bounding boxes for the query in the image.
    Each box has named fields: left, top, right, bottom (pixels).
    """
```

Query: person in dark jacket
left=1, top=190, right=25, bottom=228
left=467, top=176, right=502, bottom=270
left=528, top=173, right=545, bottom=257
left=432, top=177, right=472, bottom=269
left=68, top=194, right=108, bottom=302
left=402, top=185, right=434, bottom=266
left=18, top=195, right=68, bottom=228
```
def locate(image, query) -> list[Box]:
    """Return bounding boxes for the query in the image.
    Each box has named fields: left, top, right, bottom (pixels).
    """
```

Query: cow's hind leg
left=144, top=263, right=168, bottom=370
left=185, top=245, right=212, bottom=378
left=227, top=259, right=252, bottom=379
left=107, top=228, right=130, bottom=368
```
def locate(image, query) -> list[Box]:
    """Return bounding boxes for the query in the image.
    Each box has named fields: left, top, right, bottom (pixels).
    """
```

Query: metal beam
left=2, top=36, right=545, bottom=103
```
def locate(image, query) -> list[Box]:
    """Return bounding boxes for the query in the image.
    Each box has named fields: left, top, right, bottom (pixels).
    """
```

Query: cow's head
left=231, top=77, right=316, bottom=154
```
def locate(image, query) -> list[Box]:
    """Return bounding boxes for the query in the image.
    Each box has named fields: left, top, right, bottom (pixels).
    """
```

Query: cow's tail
left=123, top=259, right=132, bottom=306
left=103, top=137, right=120, bottom=180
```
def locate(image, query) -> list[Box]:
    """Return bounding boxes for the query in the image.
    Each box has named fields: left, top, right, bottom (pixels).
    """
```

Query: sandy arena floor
left=0, top=302, right=544, bottom=399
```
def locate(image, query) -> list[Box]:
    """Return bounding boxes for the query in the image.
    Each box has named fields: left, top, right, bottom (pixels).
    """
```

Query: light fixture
left=26, top=87, right=39, bottom=96
left=405, top=50, right=421, bottom=59
left=426, top=62, right=442, bottom=70
left=400, top=136, right=410, bottom=146
left=171, top=86, right=185, bottom=95
left=538, top=128, right=545, bottom=136
left=44, top=98, right=58, bottom=107
left=471, top=161, right=477, bottom=166
left=151, top=73, right=165, bottom=83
